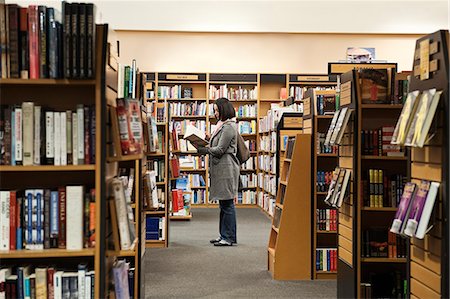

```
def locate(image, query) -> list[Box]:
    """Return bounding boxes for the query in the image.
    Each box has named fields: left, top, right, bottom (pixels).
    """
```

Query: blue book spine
left=24, top=277, right=30, bottom=299
left=17, top=197, right=23, bottom=250
left=50, top=191, right=59, bottom=236
left=26, top=191, right=33, bottom=246
left=327, top=250, right=331, bottom=271
left=17, top=268, right=24, bottom=299
left=316, top=250, right=319, bottom=270
left=36, top=190, right=43, bottom=248
left=11, top=110, right=15, bottom=165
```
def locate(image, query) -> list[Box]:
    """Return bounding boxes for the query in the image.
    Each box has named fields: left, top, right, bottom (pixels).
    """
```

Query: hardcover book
left=390, top=182, right=416, bottom=234
left=403, top=180, right=430, bottom=237
left=359, top=68, right=389, bottom=104
left=391, top=91, right=420, bottom=145
left=183, top=124, right=208, bottom=147
left=415, top=181, right=440, bottom=239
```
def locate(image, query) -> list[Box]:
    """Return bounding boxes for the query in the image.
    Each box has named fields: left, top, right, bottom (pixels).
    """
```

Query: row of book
left=257, top=155, right=276, bottom=173
left=117, top=60, right=138, bottom=99
left=186, top=174, right=206, bottom=188
left=209, top=85, right=257, bottom=100
left=169, top=102, right=208, bottom=117
left=361, top=271, right=406, bottom=299
left=0, top=264, right=95, bottom=299
left=245, top=140, right=257, bottom=151
left=144, top=114, right=161, bottom=153
left=361, top=126, right=403, bottom=157
left=362, top=229, right=407, bottom=258
left=191, top=189, right=206, bottom=204
left=237, top=120, right=257, bottom=134
left=173, top=120, right=206, bottom=136
left=0, top=103, right=95, bottom=166
left=258, top=105, right=294, bottom=133
left=157, top=85, right=196, bottom=99
left=145, top=216, right=165, bottom=241
left=171, top=190, right=190, bottom=216
left=315, top=95, right=336, bottom=115
left=0, top=187, right=94, bottom=251
left=1, top=3, right=95, bottom=79
left=259, top=132, right=276, bottom=152
left=317, top=133, right=338, bottom=154
left=241, top=156, right=256, bottom=171
left=361, top=171, right=406, bottom=208
left=394, top=76, right=410, bottom=104
left=390, top=180, right=440, bottom=239
left=237, top=191, right=256, bottom=205
left=289, top=86, right=306, bottom=101
left=179, top=155, right=205, bottom=170
left=315, top=248, right=337, bottom=272
left=147, top=159, right=165, bottom=183
left=155, top=105, right=166, bottom=123
left=324, top=167, right=351, bottom=209
left=316, top=209, right=337, bottom=232
left=285, top=138, right=295, bottom=159
left=257, top=173, right=277, bottom=195
left=258, top=193, right=276, bottom=216
left=112, top=260, right=135, bottom=299
left=240, top=173, right=257, bottom=188
left=391, top=89, right=442, bottom=148
left=323, top=106, right=352, bottom=147
left=316, top=171, right=333, bottom=192
left=115, top=98, right=144, bottom=156
left=235, top=104, right=257, bottom=118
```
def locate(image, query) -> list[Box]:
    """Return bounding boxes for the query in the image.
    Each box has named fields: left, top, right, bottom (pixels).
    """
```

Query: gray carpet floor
left=143, top=208, right=336, bottom=298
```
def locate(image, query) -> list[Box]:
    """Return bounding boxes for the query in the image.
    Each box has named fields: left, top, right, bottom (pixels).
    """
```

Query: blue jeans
left=219, top=199, right=237, bottom=243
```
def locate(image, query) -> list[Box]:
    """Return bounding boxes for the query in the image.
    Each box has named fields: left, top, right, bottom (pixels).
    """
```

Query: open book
left=184, top=124, right=208, bottom=147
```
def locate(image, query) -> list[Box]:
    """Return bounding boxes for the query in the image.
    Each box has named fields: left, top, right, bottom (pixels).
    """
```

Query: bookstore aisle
left=145, top=208, right=336, bottom=298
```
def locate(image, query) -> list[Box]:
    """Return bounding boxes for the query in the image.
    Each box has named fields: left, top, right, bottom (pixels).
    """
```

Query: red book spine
left=9, top=191, right=17, bottom=250
left=47, top=268, right=55, bottom=299
left=58, top=187, right=66, bottom=248
left=27, top=5, right=39, bottom=79
left=116, top=99, right=131, bottom=155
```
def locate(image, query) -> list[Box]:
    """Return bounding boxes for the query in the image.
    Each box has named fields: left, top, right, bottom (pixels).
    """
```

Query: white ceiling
left=8, top=0, right=450, bottom=34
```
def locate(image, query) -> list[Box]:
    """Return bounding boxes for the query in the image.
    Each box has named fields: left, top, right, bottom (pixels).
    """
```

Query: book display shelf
left=287, top=74, right=337, bottom=109
left=328, top=62, right=411, bottom=298
left=405, top=30, right=449, bottom=299
left=267, top=134, right=312, bottom=280
left=0, top=24, right=109, bottom=299
left=302, top=87, right=338, bottom=280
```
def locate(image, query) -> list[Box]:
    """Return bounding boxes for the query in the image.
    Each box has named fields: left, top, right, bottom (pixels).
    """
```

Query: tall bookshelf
left=406, top=30, right=449, bottom=299
left=0, top=24, right=109, bottom=299
left=268, top=134, right=312, bottom=280
left=302, top=87, right=339, bottom=280
left=328, top=62, right=409, bottom=298
left=287, top=74, right=337, bottom=108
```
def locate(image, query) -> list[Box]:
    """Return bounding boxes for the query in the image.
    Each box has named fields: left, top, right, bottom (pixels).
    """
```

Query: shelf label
left=430, top=59, right=439, bottom=72
left=430, top=41, right=439, bottom=55
left=166, top=74, right=199, bottom=80
left=419, top=39, right=430, bottom=80
left=340, top=81, right=352, bottom=106
left=303, top=97, right=311, bottom=116
left=297, top=75, right=328, bottom=82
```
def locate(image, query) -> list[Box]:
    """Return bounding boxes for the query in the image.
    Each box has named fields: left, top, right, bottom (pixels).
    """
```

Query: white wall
left=117, top=31, right=423, bottom=74
left=8, top=0, right=449, bottom=34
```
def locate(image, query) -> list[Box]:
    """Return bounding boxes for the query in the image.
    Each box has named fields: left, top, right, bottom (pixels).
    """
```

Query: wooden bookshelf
left=268, top=134, right=311, bottom=280
left=0, top=165, right=96, bottom=171
left=302, top=87, right=338, bottom=280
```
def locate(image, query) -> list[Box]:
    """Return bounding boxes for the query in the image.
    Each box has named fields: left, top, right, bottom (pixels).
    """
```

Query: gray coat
left=199, top=121, right=239, bottom=200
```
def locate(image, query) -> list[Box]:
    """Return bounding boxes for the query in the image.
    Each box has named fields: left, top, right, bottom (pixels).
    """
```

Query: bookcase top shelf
left=360, top=155, right=407, bottom=161
left=0, top=78, right=96, bottom=86
left=208, top=81, right=258, bottom=85
left=0, top=165, right=96, bottom=172
left=0, top=248, right=96, bottom=259
left=360, top=104, right=403, bottom=109
left=360, top=257, right=407, bottom=263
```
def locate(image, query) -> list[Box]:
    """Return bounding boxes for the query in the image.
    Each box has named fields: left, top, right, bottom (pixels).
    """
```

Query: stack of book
left=240, top=173, right=257, bottom=188
left=147, top=160, right=165, bottom=182
left=361, top=170, right=406, bottom=208
left=172, top=120, right=206, bottom=136
left=242, top=156, right=256, bottom=171
left=316, top=171, right=333, bottom=192
left=158, top=85, right=183, bottom=99
left=1, top=2, right=95, bottom=79
left=192, top=190, right=206, bottom=204
left=236, top=104, right=257, bottom=118
left=0, top=103, right=95, bottom=166
left=316, top=209, right=337, bottom=231
left=0, top=186, right=94, bottom=251
left=238, top=120, right=257, bottom=134
left=209, top=85, right=257, bottom=100
left=237, top=191, right=256, bottom=205
left=115, top=98, right=144, bottom=156
left=317, top=133, right=338, bottom=154
left=170, top=102, right=207, bottom=117
left=315, top=248, right=337, bottom=272
left=0, top=264, right=95, bottom=299
left=289, top=86, right=306, bottom=101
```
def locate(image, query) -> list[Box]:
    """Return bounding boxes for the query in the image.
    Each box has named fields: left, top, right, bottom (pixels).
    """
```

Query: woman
left=197, top=98, right=239, bottom=246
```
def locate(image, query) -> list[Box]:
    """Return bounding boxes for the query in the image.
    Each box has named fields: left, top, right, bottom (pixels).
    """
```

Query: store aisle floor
left=144, top=208, right=336, bottom=298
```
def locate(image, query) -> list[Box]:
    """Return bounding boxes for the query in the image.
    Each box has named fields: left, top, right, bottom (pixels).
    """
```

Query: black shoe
left=214, top=239, right=232, bottom=246
left=210, top=237, right=221, bottom=244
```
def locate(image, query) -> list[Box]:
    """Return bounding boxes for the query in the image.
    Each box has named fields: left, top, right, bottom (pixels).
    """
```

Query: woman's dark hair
left=215, top=97, right=235, bottom=121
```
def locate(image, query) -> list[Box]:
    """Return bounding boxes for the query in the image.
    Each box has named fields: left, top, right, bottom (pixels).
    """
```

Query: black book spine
left=71, top=3, right=79, bottom=78
left=7, top=4, right=20, bottom=78
left=47, top=8, right=58, bottom=79
left=56, top=22, right=63, bottom=78
left=38, top=6, right=48, bottom=78
left=78, top=4, right=86, bottom=78
left=86, top=4, right=94, bottom=78
left=90, top=105, right=95, bottom=163
left=19, top=7, right=28, bottom=79
left=62, top=1, right=71, bottom=78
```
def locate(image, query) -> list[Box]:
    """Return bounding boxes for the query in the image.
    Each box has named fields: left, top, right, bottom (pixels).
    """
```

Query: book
left=359, top=68, right=389, bottom=104
left=329, top=107, right=347, bottom=145
left=183, top=124, right=208, bottom=147
left=66, top=186, right=84, bottom=250
left=415, top=182, right=440, bottom=239
left=390, top=182, right=417, bottom=234
left=111, top=178, right=132, bottom=250
left=112, top=260, right=130, bottom=299
left=391, top=91, right=420, bottom=145
left=334, top=169, right=351, bottom=208
left=403, top=180, right=430, bottom=237
left=334, top=108, right=352, bottom=145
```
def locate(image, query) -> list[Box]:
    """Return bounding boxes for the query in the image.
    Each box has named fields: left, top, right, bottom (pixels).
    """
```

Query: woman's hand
left=197, top=146, right=208, bottom=155
left=205, top=132, right=211, bottom=141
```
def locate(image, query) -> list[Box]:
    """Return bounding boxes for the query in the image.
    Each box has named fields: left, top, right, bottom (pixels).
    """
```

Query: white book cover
left=15, top=107, right=23, bottom=164
left=53, top=271, right=63, bottom=299
left=415, top=90, right=443, bottom=148
left=78, top=266, right=86, bottom=299
left=0, top=268, right=12, bottom=299
left=335, top=170, right=352, bottom=208
left=66, top=111, right=73, bottom=163
left=0, top=191, right=10, bottom=250
left=34, top=106, right=42, bottom=165
left=61, top=112, right=67, bottom=165
left=72, top=113, right=78, bottom=165
left=22, top=102, right=34, bottom=166
left=85, top=275, right=91, bottom=299
left=54, top=112, right=61, bottom=166
left=77, top=106, right=84, bottom=164
left=66, top=186, right=84, bottom=250
left=117, top=63, right=124, bottom=98
left=415, top=182, right=440, bottom=239
left=335, top=108, right=353, bottom=145
left=45, top=112, right=55, bottom=162
left=324, top=109, right=341, bottom=146
left=111, top=178, right=132, bottom=250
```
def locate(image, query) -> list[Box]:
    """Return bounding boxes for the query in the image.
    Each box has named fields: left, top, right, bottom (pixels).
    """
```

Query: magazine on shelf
left=391, top=91, right=421, bottom=145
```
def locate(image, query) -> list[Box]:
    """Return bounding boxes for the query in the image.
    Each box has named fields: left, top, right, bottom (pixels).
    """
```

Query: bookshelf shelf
left=106, top=154, right=143, bottom=163
left=272, top=225, right=279, bottom=234
left=260, top=99, right=283, bottom=102
left=360, top=104, right=403, bottom=109
left=147, top=153, right=166, bottom=157
left=316, top=192, right=328, bottom=196
left=157, top=81, right=207, bottom=84
left=145, top=210, right=166, bottom=215
left=317, top=271, right=338, bottom=274
left=361, top=155, right=407, bottom=161
left=241, top=134, right=257, bottom=137
left=240, top=169, right=256, bottom=172
left=317, top=231, right=338, bottom=234
left=106, top=250, right=136, bottom=257
left=241, top=186, right=257, bottom=190
left=0, top=78, right=96, bottom=86
left=276, top=203, right=284, bottom=209
left=170, top=215, right=193, bottom=220
left=361, top=207, right=398, bottom=212
left=171, top=115, right=207, bottom=119
left=0, top=249, right=96, bottom=259
left=208, top=81, right=258, bottom=85
left=361, top=258, right=407, bottom=263
left=316, top=115, right=335, bottom=119
left=180, top=168, right=206, bottom=172
left=0, top=165, right=96, bottom=172
left=164, top=98, right=207, bottom=101
left=317, top=153, right=338, bottom=158
left=191, top=186, right=207, bottom=189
